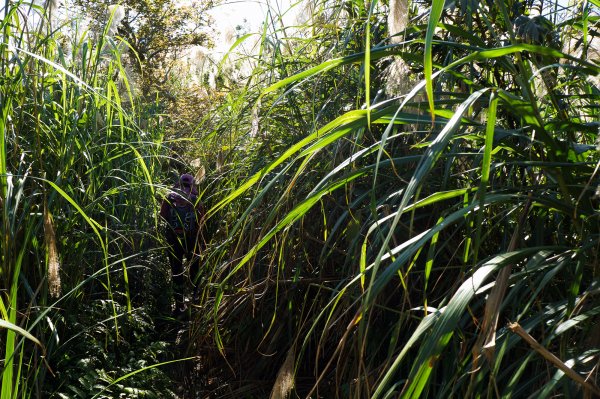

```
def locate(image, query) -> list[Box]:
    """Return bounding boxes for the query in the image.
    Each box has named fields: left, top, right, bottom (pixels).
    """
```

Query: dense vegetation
left=1, top=0, right=599, bottom=398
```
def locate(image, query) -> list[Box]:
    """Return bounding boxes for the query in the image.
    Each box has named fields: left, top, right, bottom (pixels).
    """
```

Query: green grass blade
left=207, top=110, right=369, bottom=219
left=218, top=33, right=260, bottom=72
left=221, top=170, right=368, bottom=284
left=424, top=216, right=443, bottom=312
left=43, top=179, right=104, bottom=251
left=400, top=249, right=553, bottom=398
left=0, top=99, right=9, bottom=199
left=1, top=221, right=33, bottom=399
left=365, top=88, right=490, bottom=307
left=0, top=320, right=43, bottom=350
left=364, top=0, right=378, bottom=126
left=425, top=0, right=445, bottom=119
left=473, top=91, right=499, bottom=261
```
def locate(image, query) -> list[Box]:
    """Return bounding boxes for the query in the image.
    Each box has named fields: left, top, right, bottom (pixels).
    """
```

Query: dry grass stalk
left=472, top=196, right=532, bottom=368
left=388, top=0, right=409, bottom=43
left=508, top=321, right=600, bottom=397
left=44, top=204, right=61, bottom=298
left=269, top=346, right=295, bottom=399
left=384, top=0, right=412, bottom=96
left=190, top=159, right=206, bottom=183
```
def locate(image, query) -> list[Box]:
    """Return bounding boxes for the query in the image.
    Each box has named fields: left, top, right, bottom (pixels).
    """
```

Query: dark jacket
left=160, top=185, right=204, bottom=237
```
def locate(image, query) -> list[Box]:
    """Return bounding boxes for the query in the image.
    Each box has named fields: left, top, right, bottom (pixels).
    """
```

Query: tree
left=74, top=0, right=213, bottom=99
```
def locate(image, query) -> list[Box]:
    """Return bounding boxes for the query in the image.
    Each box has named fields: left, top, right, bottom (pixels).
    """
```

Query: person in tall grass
left=160, top=173, right=204, bottom=315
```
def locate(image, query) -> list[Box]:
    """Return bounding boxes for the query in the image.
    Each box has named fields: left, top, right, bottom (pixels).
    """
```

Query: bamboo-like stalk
left=508, top=321, right=600, bottom=397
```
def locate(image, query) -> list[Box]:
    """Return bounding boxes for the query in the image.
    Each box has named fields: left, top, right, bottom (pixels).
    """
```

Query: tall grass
left=0, top=1, right=173, bottom=397
left=194, top=0, right=600, bottom=397
left=2, top=0, right=597, bottom=396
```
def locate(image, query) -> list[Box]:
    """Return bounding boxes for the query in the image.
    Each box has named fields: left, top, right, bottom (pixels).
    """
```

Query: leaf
left=90, top=357, right=198, bottom=399
left=365, top=88, right=490, bottom=307
left=221, top=170, right=367, bottom=284
left=219, top=33, right=260, bottom=72
left=399, top=249, right=553, bottom=399
left=425, top=0, right=445, bottom=120
left=0, top=319, right=43, bottom=350
left=473, top=91, right=499, bottom=261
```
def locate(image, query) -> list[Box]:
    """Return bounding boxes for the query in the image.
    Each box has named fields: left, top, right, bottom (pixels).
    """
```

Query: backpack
left=167, top=193, right=198, bottom=234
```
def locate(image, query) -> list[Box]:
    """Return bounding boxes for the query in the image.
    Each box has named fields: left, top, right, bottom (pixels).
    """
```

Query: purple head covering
left=178, top=173, right=197, bottom=196
left=180, top=174, right=194, bottom=187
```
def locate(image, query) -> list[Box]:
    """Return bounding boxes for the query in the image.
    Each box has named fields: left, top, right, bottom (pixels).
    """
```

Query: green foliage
left=193, top=0, right=600, bottom=397
left=2, top=0, right=600, bottom=396
left=72, top=0, right=212, bottom=99
left=0, top=1, right=175, bottom=397
left=49, top=301, right=176, bottom=399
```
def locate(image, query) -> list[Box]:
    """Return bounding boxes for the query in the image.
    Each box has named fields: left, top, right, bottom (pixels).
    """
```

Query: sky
left=204, top=0, right=268, bottom=57
left=199, top=0, right=296, bottom=67
left=208, top=0, right=269, bottom=31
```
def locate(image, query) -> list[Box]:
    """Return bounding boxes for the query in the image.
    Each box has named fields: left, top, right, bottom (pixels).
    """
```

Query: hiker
left=160, top=173, right=204, bottom=314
